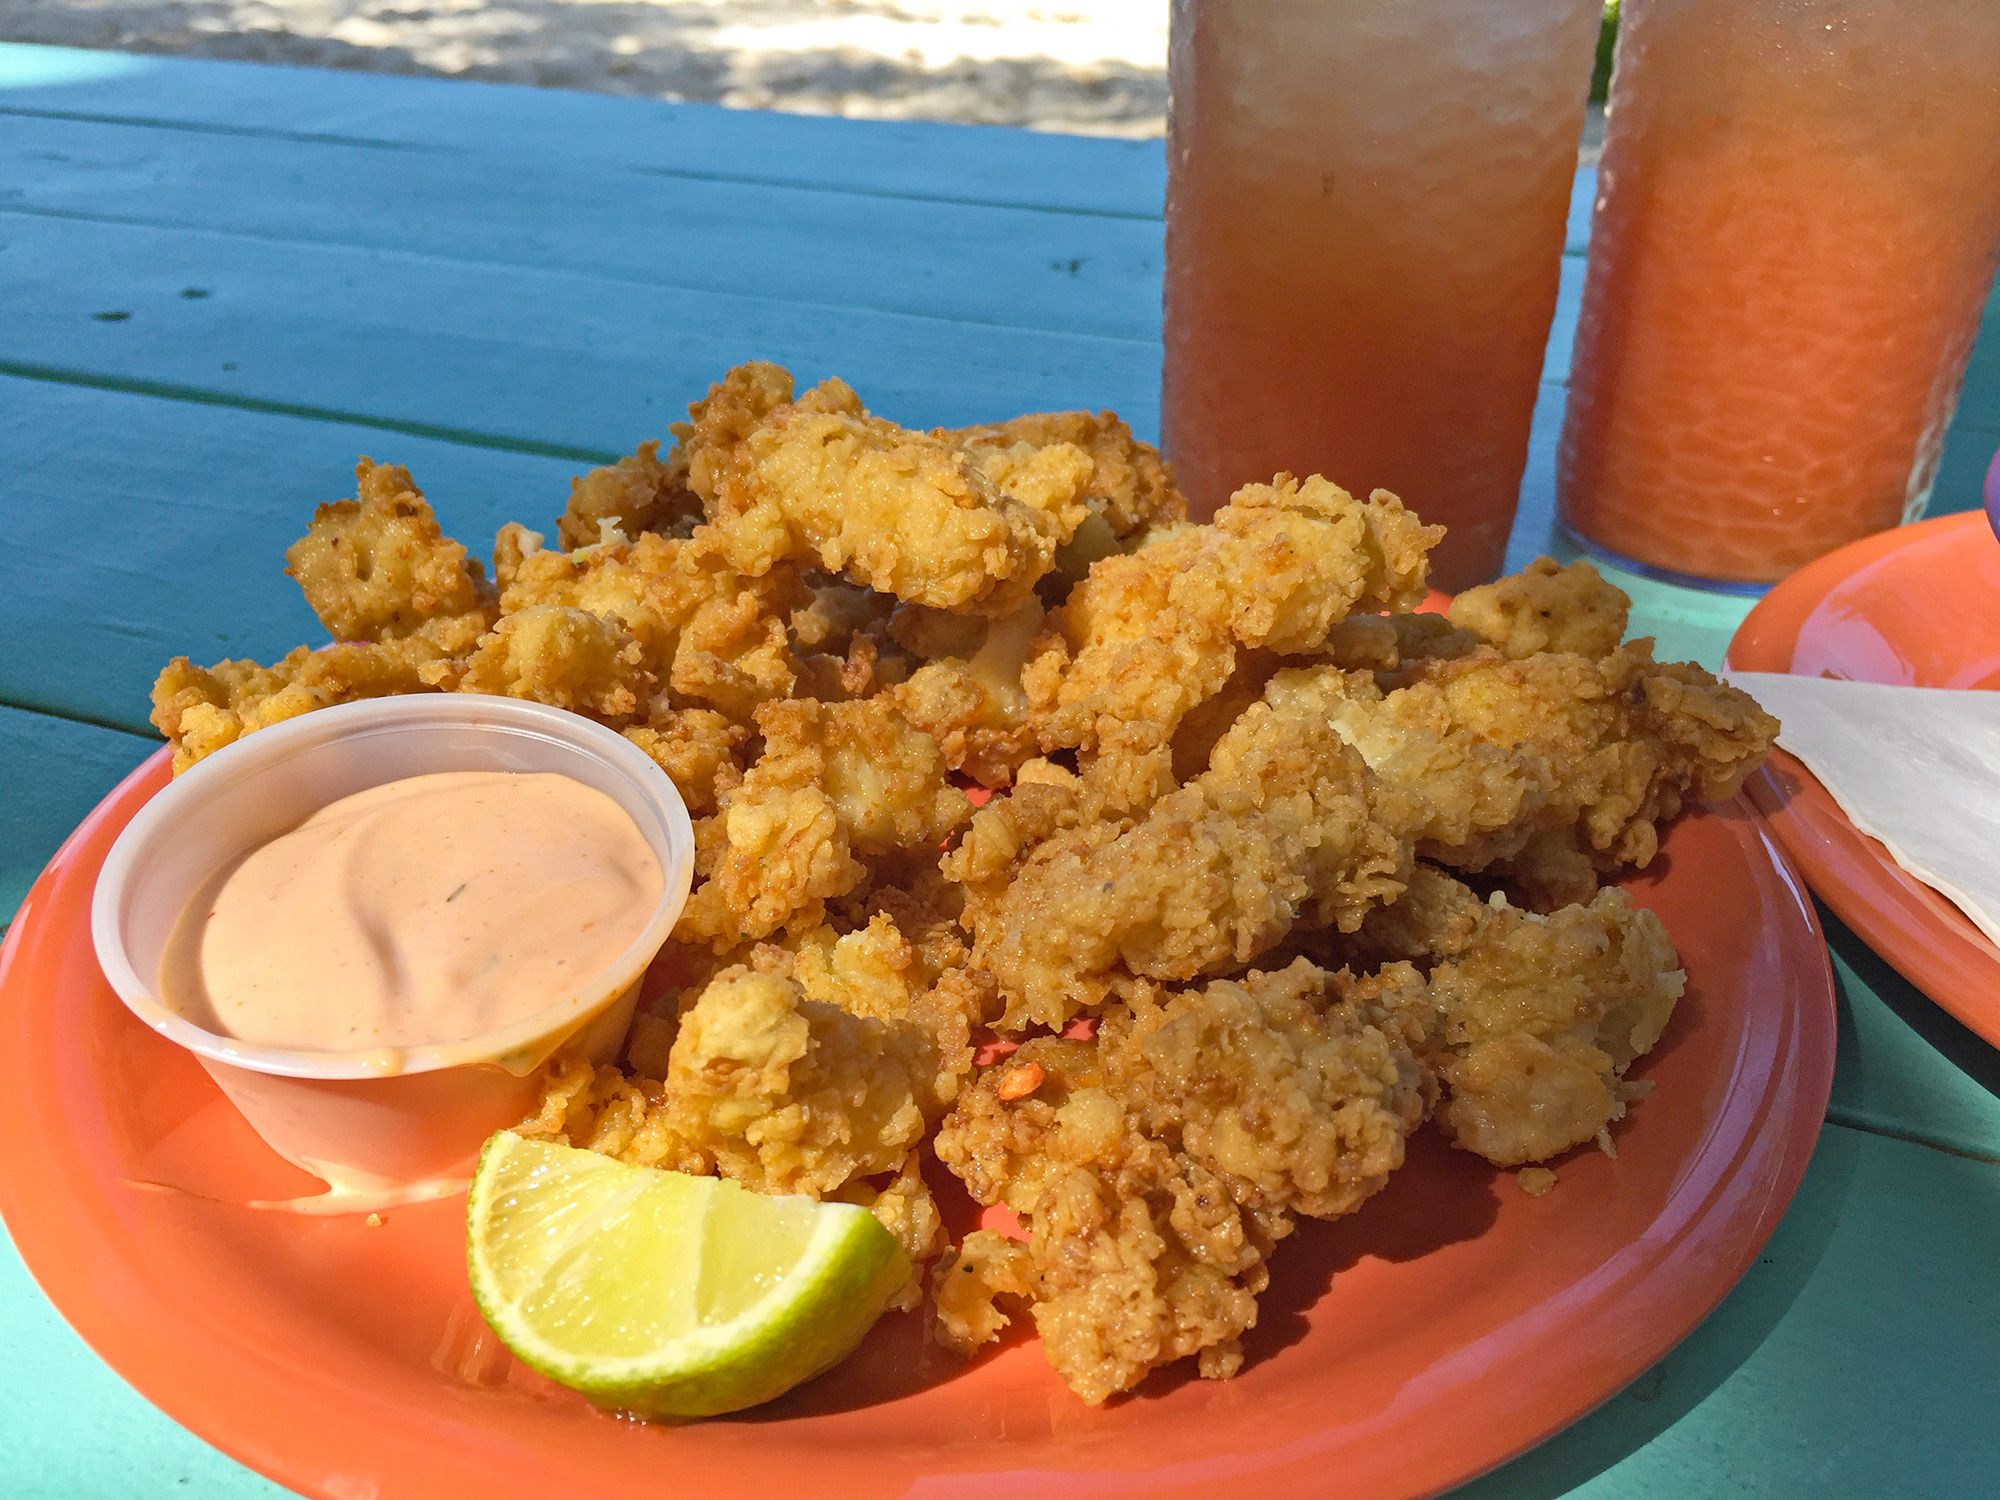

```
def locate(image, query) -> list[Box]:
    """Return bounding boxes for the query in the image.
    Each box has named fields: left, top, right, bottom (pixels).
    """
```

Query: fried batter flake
left=680, top=362, right=1090, bottom=614
left=933, top=961, right=1429, bottom=1402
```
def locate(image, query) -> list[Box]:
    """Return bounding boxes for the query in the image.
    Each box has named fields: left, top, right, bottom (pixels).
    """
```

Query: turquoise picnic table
left=1, top=40, right=1997, bottom=1498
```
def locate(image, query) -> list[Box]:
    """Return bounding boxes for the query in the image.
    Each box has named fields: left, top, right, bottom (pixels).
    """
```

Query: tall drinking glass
left=1559, top=0, right=2000, bottom=589
left=1163, top=0, right=1603, bottom=592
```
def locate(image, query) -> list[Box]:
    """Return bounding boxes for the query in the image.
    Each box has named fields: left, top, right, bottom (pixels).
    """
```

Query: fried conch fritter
left=150, top=360, right=1778, bottom=1405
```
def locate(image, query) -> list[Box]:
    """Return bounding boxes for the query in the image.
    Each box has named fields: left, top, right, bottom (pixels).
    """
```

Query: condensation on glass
left=1559, top=0, right=2000, bottom=588
left=1163, top=0, right=1603, bottom=592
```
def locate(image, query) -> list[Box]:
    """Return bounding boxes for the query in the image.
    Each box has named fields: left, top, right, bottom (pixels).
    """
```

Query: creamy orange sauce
left=160, top=770, right=663, bottom=1053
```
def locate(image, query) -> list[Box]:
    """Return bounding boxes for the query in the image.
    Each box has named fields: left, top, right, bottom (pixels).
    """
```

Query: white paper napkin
left=1724, top=673, right=2000, bottom=947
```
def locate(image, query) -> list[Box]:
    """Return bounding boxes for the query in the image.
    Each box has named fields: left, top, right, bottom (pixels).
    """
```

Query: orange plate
left=1726, top=509, right=2000, bottom=1047
left=0, top=751, right=1833, bottom=1500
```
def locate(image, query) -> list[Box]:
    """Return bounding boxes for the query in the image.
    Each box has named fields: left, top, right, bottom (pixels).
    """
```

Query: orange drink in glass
left=1559, top=0, right=2000, bottom=588
left=1162, top=0, right=1603, bottom=592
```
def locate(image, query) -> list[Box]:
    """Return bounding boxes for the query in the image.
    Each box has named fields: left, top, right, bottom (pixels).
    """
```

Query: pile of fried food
left=152, top=361, right=1778, bottom=1406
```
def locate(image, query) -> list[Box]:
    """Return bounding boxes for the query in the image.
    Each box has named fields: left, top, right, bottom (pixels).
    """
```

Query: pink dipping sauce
left=158, top=770, right=664, bottom=1057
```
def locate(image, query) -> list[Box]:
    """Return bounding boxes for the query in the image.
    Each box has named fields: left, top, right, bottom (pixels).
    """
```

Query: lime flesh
left=466, top=1131, right=909, bottom=1418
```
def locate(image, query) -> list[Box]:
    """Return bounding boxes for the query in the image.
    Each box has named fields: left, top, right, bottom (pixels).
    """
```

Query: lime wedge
left=466, top=1131, right=909, bottom=1418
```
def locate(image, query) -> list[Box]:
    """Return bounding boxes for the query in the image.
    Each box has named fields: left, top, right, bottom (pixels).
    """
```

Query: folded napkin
left=1726, top=672, right=2000, bottom=947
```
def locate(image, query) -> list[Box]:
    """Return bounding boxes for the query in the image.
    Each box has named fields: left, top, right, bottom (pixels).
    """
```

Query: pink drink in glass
left=1163, top=0, right=1602, bottom=591
left=1559, top=0, right=2000, bottom=587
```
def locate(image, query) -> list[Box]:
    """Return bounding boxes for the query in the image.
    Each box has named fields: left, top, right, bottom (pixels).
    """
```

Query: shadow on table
left=1826, top=914, right=2000, bottom=1108
left=1449, top=1122, right=1857, bottom=1498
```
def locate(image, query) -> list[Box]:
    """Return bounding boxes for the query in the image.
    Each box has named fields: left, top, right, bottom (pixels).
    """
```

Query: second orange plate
left=0, top=753, right=1834, bottom=1499
left=1726, top=508, right=2000, bottom=1047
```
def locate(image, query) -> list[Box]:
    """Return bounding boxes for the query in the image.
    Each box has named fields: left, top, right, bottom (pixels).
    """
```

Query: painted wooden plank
left=0, top=212, right=1161, bottom=460
left=1937, top=418, right=1999, bottom=516
left=1567, top=164, right=1597, bottom=256
left=0, top=204, right=1591, bottom=547
left=0, top=47, right=1612, bottom=250
left=0, top=1230, right=283, bottom=1497
left=0, top=706, right=154, bottom=928
left=0, top=119, right=1595, bottom=359
left=0, top=43, right=1166, bottom=220
left=1457, top=1125, right=2000, bottom=1498
left=0, top=114, right=1162, bottom=343
left=0, top=376, right=586, bottom=733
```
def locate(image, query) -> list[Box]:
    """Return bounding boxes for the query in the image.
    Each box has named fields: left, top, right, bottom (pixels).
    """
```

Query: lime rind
left=466, top=1131, right=910, bottom=1418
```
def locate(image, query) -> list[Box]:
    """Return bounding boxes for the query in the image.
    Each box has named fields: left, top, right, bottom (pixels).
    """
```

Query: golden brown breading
left=1265, top=664, right=1559, bottom=870
left=678, top=691, right=971, bottom=948
left=1025, top=475, right=1441, bottom=760
left=930, top=1228, right=1040, bottom=1355
left=156, top=460, right=502, bottom=770
left=621, top=708, right=749, bottom=817
left=790, top=912, right=990, bottom=1113
left=1353, top=862, right=1499, bottom=967
left=447, top=604, right=652, bottom=721
left=653, top=965, right=935, bottom=1196
left=284, top=459, right=495, bottom=649
left=933, top=960, right=1429, bottom=1402
left=1413, top=881, right=1686, bottom=1167
left=952, top=681, right=1410, bottom=1032
left=496, top=525, right=804, bottom=717
left=940, top=408, right=1185, bottom=545
left=937, top=1029, right=1272, bottom=1402
left=150, top=639, right=442, bottom=772
left=1447, top=557, right=1630, bottom=661
left=679, top=362, right=1089, bottom=614
left=1339, top=863, right=1686, bottom=1166
left=1272, top=639, right=1778, bottom=906
left=555, top=440, right=701, bottom=551
left=516, top=1056, right=706, bottom=1174
left=888, top=599, right=1047, bottom=788
left=836, top=1153, right=947, bottom=1306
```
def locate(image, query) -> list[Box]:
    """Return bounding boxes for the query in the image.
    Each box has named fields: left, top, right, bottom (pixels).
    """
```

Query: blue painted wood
left=0, top=114, right=1163, bottom=342
left=1456, top=1125, right=2000, bottom=1498
left=0, top=375, right=597, bottom=732
left=0, top=707, right=154, bottom=929
left=0, top=46, right=1605, bottom=246
left=0, top=1231, right=283, bottom=1497
left=0, top=212, right=1161, bottom=462
left=0, top=43, right=1166, bottom=219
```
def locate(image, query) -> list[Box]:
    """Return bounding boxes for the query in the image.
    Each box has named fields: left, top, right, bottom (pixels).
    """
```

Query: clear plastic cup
left=90, top=695, right=695, bottom=1211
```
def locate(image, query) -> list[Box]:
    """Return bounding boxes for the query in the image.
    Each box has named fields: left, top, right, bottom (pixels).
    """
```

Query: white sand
left=0, top=0, right=1171, bottom=136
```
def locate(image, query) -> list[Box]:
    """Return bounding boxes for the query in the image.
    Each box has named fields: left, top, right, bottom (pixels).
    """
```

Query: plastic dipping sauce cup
left=90, top=696, right=695, bottom=1212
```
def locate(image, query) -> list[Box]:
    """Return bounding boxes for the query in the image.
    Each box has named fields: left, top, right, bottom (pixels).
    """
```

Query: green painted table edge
left=0, top=40, right=1995, bottom=1500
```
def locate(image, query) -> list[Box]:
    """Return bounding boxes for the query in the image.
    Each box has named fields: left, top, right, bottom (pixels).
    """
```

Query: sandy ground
left=0, top=0, right=1172, bottom=136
